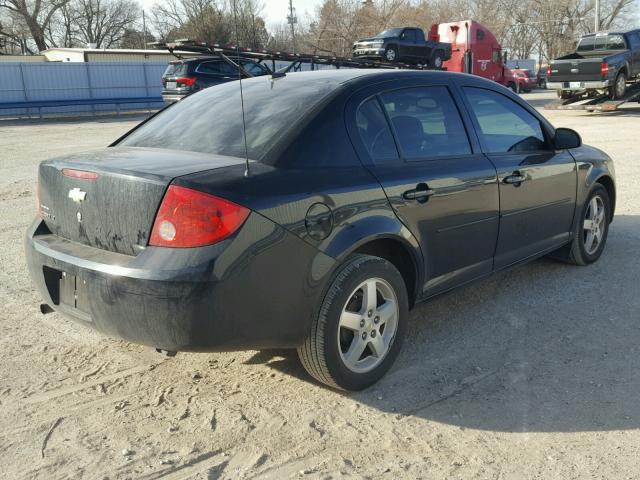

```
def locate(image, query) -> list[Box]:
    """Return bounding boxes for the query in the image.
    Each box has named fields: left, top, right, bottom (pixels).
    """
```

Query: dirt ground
left=1, top=91, right=640, bottom=480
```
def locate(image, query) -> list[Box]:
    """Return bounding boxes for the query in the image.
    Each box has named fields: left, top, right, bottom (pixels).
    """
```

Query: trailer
left=544, top=82, right=640, bottom=111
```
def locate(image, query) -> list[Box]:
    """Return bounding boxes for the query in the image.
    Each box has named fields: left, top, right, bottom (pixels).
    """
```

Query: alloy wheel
left=583, top=195, right=606, bottom=255
left=338, top=277, right=399, bottom=373
left=385, top=49, right=396, bottom=62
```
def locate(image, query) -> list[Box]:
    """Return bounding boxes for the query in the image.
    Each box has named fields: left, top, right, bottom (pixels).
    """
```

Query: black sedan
left=26, top=70, right=616, bottom=391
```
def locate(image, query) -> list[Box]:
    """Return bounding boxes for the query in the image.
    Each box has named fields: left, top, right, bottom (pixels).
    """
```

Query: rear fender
left=322, top=214, right=424, bottom=299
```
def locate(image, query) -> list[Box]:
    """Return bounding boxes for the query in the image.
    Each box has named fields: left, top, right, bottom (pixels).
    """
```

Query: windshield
left=120, top=72, right=342, bottom=160
left=375, top=28, right=403, bottom=38
left=577, top=34, right=627, bottom=52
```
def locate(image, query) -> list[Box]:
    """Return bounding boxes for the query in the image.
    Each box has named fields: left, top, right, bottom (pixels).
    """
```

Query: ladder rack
left=149, top=39, right=436, bottom=76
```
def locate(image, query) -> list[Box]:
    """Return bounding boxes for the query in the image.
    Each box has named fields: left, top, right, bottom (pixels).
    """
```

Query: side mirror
left=554, top=127, right=581, bottom=149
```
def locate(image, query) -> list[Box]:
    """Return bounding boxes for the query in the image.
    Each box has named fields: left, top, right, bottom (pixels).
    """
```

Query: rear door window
left=463, top=87, right=548, bottom=153
left=379, top=86, right=472, bottom=160
left=196, top=61, right=236, bottom=75
left=356, top=98, right=399, bottom=163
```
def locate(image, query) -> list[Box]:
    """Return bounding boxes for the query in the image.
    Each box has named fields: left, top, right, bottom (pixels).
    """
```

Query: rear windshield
left=119, top=73, right=341, bottom=160
left=577, top=34, right=627, bottom=51
left=163, top=63, right=188, bottom=76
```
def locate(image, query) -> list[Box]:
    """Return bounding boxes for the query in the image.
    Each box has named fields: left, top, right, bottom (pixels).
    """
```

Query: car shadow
left=257, top=214, right=640, bottom=433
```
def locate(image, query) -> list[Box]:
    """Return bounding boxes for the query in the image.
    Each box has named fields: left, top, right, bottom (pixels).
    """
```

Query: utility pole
left=594, top=0, right=600, bottom=32
left=142, top=10, right=147, bottom=49
left=287, top=0, right=297, bottom=51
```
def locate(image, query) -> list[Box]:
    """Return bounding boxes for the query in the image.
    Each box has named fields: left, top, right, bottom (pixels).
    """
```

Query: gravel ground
left=1, top=91, right=640, bottom=479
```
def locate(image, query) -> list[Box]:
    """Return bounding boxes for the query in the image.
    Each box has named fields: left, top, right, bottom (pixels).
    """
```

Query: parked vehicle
left=547, top=29, right=640, bottom=100
left=27, top=70, right=615, bottom=390
left=352, top=27, right=452, bottom=67
left=511, top=68, right=537, bottom=92
left=436, top=20, right=536, bottom=93
left=537, top=66, right=549, bottom=88
left=161, top=56, right=271, bottom=103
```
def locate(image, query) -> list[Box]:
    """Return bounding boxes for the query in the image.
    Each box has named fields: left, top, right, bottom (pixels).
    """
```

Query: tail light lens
left=601, top=63, right=609, bottom=75
left=547, top=65, right=551, bottom=77
left=176, top=77, right=196, bottom=87
left=149, top=185, right=250, bottom=248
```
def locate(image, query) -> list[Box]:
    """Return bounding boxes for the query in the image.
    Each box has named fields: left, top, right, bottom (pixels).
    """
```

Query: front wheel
left=384, top=46, right=398, bottom=63
left=297, top=254, right=408, bottom=390
left=566, top=185, right=611, bottom=265
left=430, top=50, right=444, bottom=69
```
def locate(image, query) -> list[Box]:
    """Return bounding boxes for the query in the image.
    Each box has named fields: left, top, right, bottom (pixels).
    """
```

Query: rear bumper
left=548, top=80, right=611, bottom=90
left=161, top=93, right=186, bottom=104
left=25, top=215, right=334, bottom=352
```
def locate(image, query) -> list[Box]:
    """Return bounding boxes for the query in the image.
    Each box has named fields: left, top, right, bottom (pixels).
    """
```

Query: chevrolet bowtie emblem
left=68, top=187, right=87, bottom=203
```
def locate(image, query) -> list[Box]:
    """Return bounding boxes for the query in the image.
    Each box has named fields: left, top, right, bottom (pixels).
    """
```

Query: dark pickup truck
left=352, top=27, right=452, bottom=68
left=548, top=29, right=640, bottom=99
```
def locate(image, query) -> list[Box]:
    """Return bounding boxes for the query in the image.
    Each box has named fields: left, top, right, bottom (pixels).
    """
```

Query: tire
left=610, top=71, right=627, bottom=100
left=540, top=79, right=547, bottom=89
left=507, top=82, right=517, bottom=93
left=384, top=46, right=398, bottom=63
left=430, top=50, right=444, bottom=69
left=565, top=184, right=611, bottom=266
left=297, top=254, right=409, bottom=391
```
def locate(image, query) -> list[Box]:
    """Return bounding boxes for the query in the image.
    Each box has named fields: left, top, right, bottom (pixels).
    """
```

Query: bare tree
left=72, top=0, right=139, bottom=48
left=0, top=0, right=71, bottom=51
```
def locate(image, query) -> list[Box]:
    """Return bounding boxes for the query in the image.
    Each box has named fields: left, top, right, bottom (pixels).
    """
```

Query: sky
left=138, top=0, right=324, bottom=26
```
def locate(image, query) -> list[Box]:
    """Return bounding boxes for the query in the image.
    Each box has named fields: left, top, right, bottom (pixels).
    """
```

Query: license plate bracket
left=569, top=81, right=584, bottom=89
left=59, top=272, right=90, bottom=314
left=166, top=81, right=177, bottom=89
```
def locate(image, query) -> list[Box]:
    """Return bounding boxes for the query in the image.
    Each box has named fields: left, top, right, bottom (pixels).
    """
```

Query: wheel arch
left=595, top=174, right=616, bottom=220
left=351, top=237, right=420, bottom=308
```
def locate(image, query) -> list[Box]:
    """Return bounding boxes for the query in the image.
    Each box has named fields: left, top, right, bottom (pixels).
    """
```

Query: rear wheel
left=297, top=254, right=408, bottom=391
left=430, top=50, right=444, bottom=69
left=384, top=46, right=398, bottom=63
left=610, top=72, right=627, bottom=100
left=566, top=185, right=611, bottom=265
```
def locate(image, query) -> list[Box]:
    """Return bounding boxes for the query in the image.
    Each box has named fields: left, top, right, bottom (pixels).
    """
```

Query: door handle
left=403, top=184, right=435, bottom=202
left=503, top=172, right=526, bottom=185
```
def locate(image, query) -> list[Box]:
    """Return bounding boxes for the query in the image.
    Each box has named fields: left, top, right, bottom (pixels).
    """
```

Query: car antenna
left=232, top=0, right=250, bottom=177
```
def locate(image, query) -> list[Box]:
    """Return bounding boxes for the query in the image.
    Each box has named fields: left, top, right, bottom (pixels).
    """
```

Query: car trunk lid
left=37, top=147, right=246, bottom=255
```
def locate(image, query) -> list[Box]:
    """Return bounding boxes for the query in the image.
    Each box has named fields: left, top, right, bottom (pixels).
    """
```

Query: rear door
left=459, top=85, right=577, bottom=269
left=347, top=82, right=499, bottom=297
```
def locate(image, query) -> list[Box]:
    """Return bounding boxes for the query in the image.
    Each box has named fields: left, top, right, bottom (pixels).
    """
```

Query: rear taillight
left=176, top=77, right=196, bottom=87
left=601, top=62, right=609, bottom=75
left=149, top=185, right=250, bottom=248
left=547, top=65, right=551, bottom=77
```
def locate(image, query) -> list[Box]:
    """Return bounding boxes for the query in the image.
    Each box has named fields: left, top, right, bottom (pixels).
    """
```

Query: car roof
left=240, top=68, right=499, bottom=91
